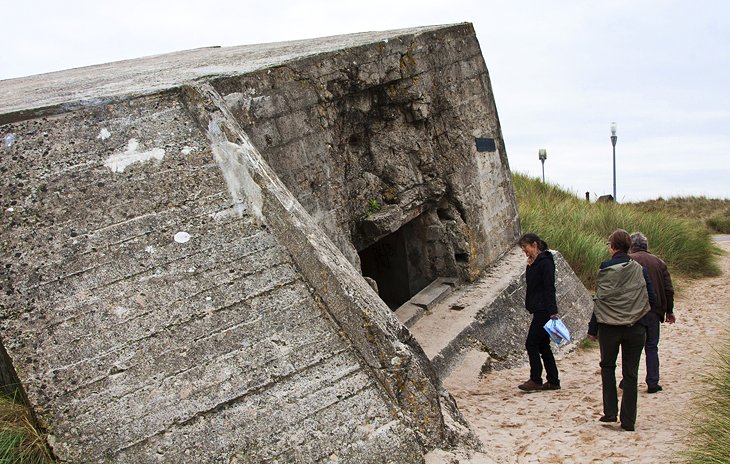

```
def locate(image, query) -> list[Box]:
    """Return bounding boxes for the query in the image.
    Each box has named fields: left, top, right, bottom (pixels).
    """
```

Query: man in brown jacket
left=629, top=231, right=676, bottom=393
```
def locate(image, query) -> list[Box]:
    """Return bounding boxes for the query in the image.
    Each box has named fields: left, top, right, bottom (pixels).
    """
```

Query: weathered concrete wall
left=0, top=25, right=510, bottom=462
left=475, top=249, right=594, bottom=371
left=212, top=24, right=519, bottom=283
left=408, top=247, right=595, bottom=379
left=0, top=90, right=434, bottom=462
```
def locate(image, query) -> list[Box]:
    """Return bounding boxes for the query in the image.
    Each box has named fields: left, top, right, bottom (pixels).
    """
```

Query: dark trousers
left=598, top=323, right=646, bottom=427
left=526, top=311, right=559, bottom=385
left=643, top=312, right=661, bottom=387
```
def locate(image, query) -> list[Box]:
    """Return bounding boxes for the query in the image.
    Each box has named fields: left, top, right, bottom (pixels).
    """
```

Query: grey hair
left=630, top=231, right=649, bottom=251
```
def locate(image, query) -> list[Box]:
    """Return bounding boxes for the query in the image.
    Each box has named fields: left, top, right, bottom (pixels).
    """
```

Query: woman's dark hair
left=608, top=229, right=632, bottom=253
left=518, top=233, right=548, bottom=251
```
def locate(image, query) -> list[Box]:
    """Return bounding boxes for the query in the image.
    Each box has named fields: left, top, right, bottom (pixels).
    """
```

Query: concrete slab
left=395, top=302, right=424, bottom=327
left=410, top=277, right=459, bottom=310
left=443, top=348, right=493, bottom=389
left=410, top=247, right=525, bottom=361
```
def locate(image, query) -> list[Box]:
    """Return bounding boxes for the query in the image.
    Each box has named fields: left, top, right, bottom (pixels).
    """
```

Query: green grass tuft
left=367, top=198, right=381, bottom=215
left=682, top=336, right=730, bottom=463
left=0, top=394, right=54, bottom=464
left=577, top=337, right=598, bottom=351
left=706, top=216, right=730, bottom=234
left=513, top=173, right=722, bottom=289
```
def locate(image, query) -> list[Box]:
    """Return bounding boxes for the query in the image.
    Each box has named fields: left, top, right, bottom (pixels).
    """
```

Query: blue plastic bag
left=544, top=318, right=571, bottom=346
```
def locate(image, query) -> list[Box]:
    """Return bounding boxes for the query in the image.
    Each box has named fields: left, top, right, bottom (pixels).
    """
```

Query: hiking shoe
left=518, top=380, right=543, bottom=391
left=599, top=415, right=618, bottom=423
left=621, top=423, right=635, bottom=431
left=542, top=382, right=561, bottom=390
left=647, top=385, right=663, bottom=393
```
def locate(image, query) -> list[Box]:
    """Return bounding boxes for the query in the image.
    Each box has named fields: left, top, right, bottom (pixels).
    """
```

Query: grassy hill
left=628, top=196, right=730, bottom=234
left=512, top=173, right=722, bottom=289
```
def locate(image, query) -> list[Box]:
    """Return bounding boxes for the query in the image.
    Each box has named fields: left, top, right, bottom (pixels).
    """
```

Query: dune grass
left=0, top=393, right=53, bottom=464
left=682, top=336, right=730, bottom=463
left=512, top=173, right=722, bottom=289
left=629, top=196, right=730, bottom=234
left=707, top=216, right=730, bottom=234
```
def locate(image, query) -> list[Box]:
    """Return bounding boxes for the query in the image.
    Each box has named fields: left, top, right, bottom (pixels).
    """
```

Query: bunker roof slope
left=0, top=23, right=465, bottom=117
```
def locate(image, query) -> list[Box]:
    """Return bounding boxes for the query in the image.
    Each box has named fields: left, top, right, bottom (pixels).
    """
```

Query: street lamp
left=538, top=148, right=547, bottom=183
left=610, top=122, right=617, bottom=200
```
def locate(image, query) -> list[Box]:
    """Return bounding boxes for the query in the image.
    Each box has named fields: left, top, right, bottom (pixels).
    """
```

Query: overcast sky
left=2, top=0, right=728, bottom=201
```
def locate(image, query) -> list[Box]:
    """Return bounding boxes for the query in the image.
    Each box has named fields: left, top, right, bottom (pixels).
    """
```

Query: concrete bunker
left=0, top=23, right=594, bottom=462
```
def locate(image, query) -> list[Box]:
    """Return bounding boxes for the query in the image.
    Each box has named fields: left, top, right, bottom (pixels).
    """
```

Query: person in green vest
left=588, top=229, right=656, bottom=431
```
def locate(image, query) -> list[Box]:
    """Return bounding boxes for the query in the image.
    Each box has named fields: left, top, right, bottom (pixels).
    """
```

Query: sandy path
left=444, top=241, right=729, bottom=464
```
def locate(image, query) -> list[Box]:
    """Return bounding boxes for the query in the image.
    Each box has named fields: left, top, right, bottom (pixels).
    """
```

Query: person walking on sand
left=590, top=229, right=656, bottom=431
left=517, top=233, right=561, bottom=392
left=629, top=231, right=676, bottom=393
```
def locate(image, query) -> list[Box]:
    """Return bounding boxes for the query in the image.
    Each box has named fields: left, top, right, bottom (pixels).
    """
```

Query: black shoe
left=599, top=415, right=618, bottom=423
left=621, top=423, right=635, bottom=431
left=647, top=385, right=663, bottom=393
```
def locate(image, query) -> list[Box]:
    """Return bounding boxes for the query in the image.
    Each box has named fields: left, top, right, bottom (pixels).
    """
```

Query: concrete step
left=410, top=276, right=458, bottom=310
left=408, top=245, right=527, bottom=378
left=407, top=245, right=594, bottom=380
left=395, top=277, right=458, bottom=327
left=443, top=348, right=493, bottom=390
left=394, top=302, right=423, bottom=327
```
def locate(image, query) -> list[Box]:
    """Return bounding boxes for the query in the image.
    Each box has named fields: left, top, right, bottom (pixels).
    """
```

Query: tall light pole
left=538, top=148, right=547, bottom=183
left=610, top=122, right=617, bottom=200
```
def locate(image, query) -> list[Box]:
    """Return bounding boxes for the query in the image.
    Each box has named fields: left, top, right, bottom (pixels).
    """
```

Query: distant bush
left=512, top=173, right=721, bottom=289
left=707, top=216, right=730, bottom=234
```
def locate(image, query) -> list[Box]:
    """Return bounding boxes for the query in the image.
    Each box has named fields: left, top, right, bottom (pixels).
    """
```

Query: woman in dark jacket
left=518, top=233, right=561, bottom=391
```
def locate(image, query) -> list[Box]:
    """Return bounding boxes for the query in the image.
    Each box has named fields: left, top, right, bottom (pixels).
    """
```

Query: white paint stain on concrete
left=224, top=90, right=270, bottom=113
left=3, top=133, right=16, bottom=152
left=113, top=306, right=130, bottom=318
left=208, top=208, right=236, bottom=221
left=174, top=231, right=191, bottom=243
left=96, top=128, right=111, bottom=140
left=104, top=138, right=165, bottom=173
left=208, top=119, right=263, bottom=221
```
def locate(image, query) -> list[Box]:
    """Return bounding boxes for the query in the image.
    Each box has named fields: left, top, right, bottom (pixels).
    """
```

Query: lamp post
left=610, top=122, right=617, bottom=200
left=538, top=148, right=547, bottom=183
